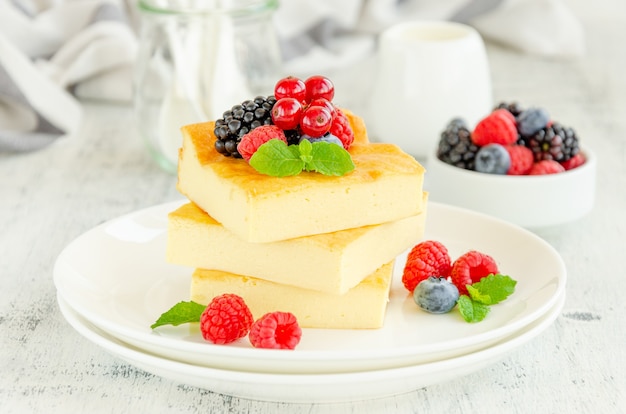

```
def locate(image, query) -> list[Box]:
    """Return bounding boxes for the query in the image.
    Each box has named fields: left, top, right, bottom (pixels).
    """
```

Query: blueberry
left=517, top=108, right=550, bottom=137
left=299, top=133, right=343, bottom=147
left=413, top=276, right=459, bottom=314
left=474, top=143, right=511, bottom=174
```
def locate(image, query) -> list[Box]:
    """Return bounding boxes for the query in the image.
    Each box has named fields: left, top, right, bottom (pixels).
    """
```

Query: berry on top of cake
left=176, top=75, right=426, bottom=243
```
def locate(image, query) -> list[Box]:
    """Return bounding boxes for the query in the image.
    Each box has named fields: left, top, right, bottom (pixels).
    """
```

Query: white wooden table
left=2, top=1, right=625, bottom=412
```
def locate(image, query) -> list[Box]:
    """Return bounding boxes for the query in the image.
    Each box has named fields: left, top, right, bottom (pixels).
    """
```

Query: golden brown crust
left=178, top=111, right=424, bottom=195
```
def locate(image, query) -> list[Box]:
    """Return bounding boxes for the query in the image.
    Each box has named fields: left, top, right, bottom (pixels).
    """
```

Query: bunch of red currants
left=271, top=75, right=337, bottom=138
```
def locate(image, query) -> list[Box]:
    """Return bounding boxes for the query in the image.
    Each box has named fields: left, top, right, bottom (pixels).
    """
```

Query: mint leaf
left=298, top=138, right=314, bottom=167
left=469, top=274, right=517, bottom=305
left=457, top=295, right=491, bottom=323
left=248, top=138, right=354, bottom=177
left=308, top=141, right=356, bottom=176
left=250, top=139, right=305, bottom=177
left=466, top=284, right=491, bottom=305
left=150, top=301, right=205, bottom=329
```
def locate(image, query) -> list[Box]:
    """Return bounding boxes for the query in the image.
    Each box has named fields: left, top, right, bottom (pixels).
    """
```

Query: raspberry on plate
left=249, top=311, right=302, bottom=350
left=402, top=240, right=452, bottom=292
left=200, top=294, right=254, bottom=344
left=237, top=125, right=287, bottom=162
left=529, top=159, right=566, bottom=175
left=471, top=109, right=518, bottom=147
left=450, top=251, right=499, bottom=295
left=505, top=145, right=534, bottom=175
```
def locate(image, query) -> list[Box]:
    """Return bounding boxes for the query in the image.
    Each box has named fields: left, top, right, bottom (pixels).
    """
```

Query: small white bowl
left=424, top=148, right=597, bottom=228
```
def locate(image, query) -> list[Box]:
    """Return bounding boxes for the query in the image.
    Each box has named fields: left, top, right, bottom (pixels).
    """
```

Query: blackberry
left=283, top=129, right=302, bottom=146
left=437, top=119, right=479, bottom=170
left=214, top=95, right=277, bottom=157
left=526, top=123, right=580, bottom=162
left=495, top=101, right=524, bottom=118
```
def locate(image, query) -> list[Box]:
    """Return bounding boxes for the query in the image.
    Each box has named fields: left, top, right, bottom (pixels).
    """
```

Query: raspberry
left=471, top=109, right=518, bottom=147
left=237, top=125, right=287, bottom=162
left=402, top=240, right=452, bottom=292
left=450, top=251, right=499, bottom=295
left=505, top=145, right=534, bottom=175
left=200, top=294, right=254, bottom=345
left=528, top=159, right=565, bottom=175
left=328, top=108, right=354, bottom=149
left=560, top=153, right=586, bottom=170
left=249, top=312, right=302, bottom=350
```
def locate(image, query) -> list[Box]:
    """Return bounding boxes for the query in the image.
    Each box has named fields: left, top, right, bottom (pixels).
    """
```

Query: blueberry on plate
left=474, top=143, right=511, bottom=174
left=413, top=276, right=460, bottom=314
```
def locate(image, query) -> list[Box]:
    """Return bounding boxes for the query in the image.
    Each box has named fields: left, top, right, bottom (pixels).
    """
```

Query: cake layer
left=168, top=196, right=427, bottom=294
left=190, top=261, right=394, bottom=329
left=177, top=111, right=426, bottom=243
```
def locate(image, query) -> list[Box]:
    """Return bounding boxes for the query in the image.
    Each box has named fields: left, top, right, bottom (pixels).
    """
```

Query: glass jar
left=134, top=0, right=282, bottom=173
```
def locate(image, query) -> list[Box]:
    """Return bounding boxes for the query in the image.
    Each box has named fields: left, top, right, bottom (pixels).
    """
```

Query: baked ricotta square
left=177, top=111, right=426, bottom=243
left=167, top=196, right=427, bottom=294
left=190, top=261, right=395, bottom=329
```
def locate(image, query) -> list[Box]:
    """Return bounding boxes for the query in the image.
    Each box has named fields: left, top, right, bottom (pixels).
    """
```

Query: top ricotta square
left=177, top=111, right=426, bottom=243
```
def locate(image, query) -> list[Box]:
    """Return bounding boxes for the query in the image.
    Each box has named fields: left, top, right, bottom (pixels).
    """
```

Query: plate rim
left=53, top=200, right=567, bottom=365
left=56, top=291, right=566, bottom=402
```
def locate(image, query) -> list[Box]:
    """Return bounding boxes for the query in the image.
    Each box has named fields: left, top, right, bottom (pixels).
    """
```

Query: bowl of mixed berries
left=425, top=102, right=596, bottom=228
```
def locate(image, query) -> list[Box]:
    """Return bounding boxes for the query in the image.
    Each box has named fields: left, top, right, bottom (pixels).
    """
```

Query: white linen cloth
left=0, top=0, right=136, bottom=152
left=0, top=0, right=584, bottom=152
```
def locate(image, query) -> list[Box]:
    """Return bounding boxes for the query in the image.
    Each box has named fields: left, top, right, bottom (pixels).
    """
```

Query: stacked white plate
left=54, top=200, right=566, bottom=403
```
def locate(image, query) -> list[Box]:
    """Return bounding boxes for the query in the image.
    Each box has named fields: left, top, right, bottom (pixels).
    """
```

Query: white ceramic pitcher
left=368, top=21, right=492, bottom=160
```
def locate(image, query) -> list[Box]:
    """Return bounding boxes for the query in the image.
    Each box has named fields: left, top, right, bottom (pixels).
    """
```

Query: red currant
left=308, top=98, right=336, bottom=119
left=305, top=75, right=334, bottom=102
left=274, top=76, right=306, bottom=102
left=300, top=106, right=333, bottom=137
left=271, top=97, right=302, bottom=130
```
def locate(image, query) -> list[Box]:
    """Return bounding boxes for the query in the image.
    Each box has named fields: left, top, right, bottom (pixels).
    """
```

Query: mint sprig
left=150, top=301, right=205, bottom=329
left=458, top=273, right=517, bottom=323
left=249, top=139, right=355, bottom=177
left=458, top=295, right=490, bottom=323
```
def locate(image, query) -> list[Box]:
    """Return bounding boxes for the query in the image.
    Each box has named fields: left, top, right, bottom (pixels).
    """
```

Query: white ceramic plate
left=53, top=201, right=566, bottom=374
left=57, top=292, right=565, bottom=403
